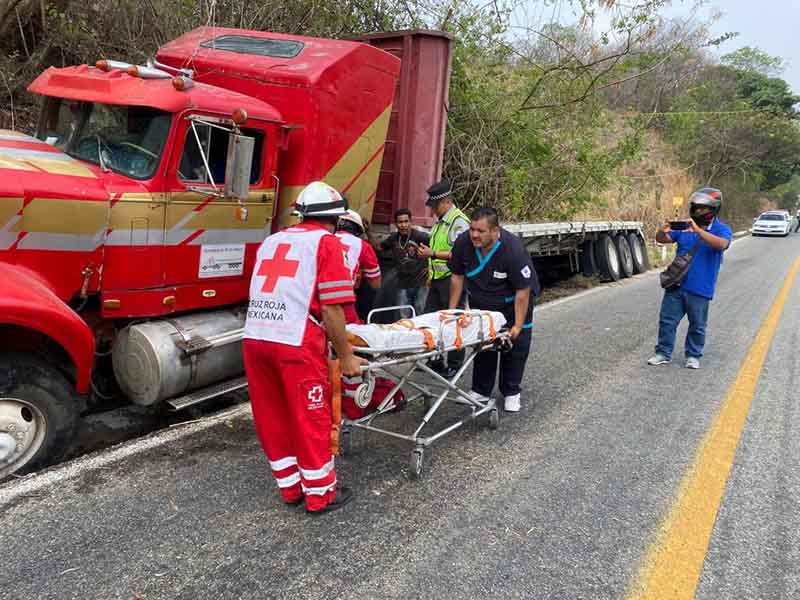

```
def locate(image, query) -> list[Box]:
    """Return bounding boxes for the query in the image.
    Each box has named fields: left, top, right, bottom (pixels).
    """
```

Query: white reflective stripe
left=431, top=263, right=449, bottom=271
left=342, top=375, right=362, bottom=385
left=269, top=456, right=298, bottom=471
left=276, top=472, right=301, bottom=489
left=302, top=481, right=337, bottom=496
left=364, top=268, right=381, bottom=277
left=343, top=389, right=356, bottom=398
left=299, top=458, right=335, bottom=481
left=319, top=289, right=354, bottom=301
left=318, top=279, right=353, bottom=290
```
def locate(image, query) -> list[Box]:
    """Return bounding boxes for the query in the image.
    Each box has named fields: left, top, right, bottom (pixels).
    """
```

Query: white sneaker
left=647, top=353, right=671, bottom=366
left=504, top=393, right=521, bottom=413
left=467, top=390, right=490, bottom=404
left=685, top=357, right=700, bottom=369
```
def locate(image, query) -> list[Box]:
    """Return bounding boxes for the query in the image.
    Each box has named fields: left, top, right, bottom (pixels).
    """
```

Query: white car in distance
left=751, top=211, right=791, bottom=237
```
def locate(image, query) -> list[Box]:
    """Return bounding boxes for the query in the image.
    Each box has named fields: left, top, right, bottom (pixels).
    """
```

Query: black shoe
left=307, top=486, right=353, bottom=515
left=286, top=496, right=304, bottom=507
left=440, top=365, right=460, bottom=379
left=428, top=360, right=445, bottom=373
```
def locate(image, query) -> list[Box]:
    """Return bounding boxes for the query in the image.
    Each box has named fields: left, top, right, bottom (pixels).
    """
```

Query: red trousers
left=243, top=336, right=337, bottom=511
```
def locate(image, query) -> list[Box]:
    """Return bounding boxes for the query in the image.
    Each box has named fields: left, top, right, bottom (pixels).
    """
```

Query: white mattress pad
left=347, top=310, right=507, bottom=353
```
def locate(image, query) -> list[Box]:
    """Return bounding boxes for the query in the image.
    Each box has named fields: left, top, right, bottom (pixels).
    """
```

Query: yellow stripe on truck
left=14, top=198, right=107, bottom=235
left=25, top=157, right=97, bottom=178
left=276, top=104, right=393, bottom=228
left=0, top=198, right=23, bottom=227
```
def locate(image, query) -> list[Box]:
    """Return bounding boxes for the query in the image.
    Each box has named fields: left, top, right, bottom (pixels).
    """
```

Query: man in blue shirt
left=648, top=188, right=732, bottom=369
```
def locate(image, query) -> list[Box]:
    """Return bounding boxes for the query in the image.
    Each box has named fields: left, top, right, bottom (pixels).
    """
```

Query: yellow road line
left=627, top=256, right=800, bottom=600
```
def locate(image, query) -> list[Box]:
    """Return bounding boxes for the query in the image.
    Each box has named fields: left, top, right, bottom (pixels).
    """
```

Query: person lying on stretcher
left=337, top=310, right=507, bottom=420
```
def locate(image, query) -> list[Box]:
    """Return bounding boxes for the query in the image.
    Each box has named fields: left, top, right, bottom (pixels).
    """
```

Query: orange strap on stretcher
left=328, top=358, right=342, bottom=456
left=438, top=310, right=497, bottom=346
left=396, top=319, right=435, bottom=349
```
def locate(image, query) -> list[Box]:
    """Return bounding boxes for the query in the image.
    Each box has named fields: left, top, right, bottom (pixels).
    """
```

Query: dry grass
left=538, top=274, right=601, bottom=304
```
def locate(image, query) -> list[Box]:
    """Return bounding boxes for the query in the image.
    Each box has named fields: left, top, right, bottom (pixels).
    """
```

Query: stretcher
left=342, top=307, right=511, bottom=478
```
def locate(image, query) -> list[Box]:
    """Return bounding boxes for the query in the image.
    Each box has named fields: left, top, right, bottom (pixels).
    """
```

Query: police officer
left=418, top=178, right=470, bottom=375
left=448, top=206, right=540, bottom=413
left=243, top=181, right=364, bottom=514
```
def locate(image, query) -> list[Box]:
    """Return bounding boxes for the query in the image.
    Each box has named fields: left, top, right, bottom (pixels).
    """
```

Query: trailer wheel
left=0, top=353, right=80, bottom=480
left=627, top=233, right=649, bottom=273
left=594, top=235, right=621, bottom=281
left=615, top=235, right=634, bottom=278
left=579, top=240, right=597, bottom=276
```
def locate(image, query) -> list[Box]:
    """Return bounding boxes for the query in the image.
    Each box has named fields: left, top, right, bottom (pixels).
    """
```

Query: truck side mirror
left=224, top=132, right=254, bottom=201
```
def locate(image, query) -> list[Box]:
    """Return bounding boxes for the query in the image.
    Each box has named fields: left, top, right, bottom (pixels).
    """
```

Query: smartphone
left=669, top=221, right=689, bottom=231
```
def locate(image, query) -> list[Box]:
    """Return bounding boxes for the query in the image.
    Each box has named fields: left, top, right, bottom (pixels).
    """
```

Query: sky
left=510, top=1, right=800, bottom=94
left=670, top=0, right=800, bottom=94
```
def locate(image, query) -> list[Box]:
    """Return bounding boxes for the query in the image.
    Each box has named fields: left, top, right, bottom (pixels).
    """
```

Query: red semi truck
left=0, top=28, right=453, bottom=479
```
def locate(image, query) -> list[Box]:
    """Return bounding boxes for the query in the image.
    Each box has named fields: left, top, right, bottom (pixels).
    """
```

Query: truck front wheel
left=0, top=353, right=80, bottom=480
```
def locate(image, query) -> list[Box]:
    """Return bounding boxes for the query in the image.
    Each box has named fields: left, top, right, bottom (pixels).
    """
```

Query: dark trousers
left=472, top=326, right=532, bottom=398
left=424, top=276, right=464, bottom=368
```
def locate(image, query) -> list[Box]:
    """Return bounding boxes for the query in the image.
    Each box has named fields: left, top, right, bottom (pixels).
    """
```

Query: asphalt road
left=2, top=233, right=799, bottom=600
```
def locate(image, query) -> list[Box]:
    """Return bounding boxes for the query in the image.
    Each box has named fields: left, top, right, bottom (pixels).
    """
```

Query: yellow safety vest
left=429, top=207, right=468, bottom=280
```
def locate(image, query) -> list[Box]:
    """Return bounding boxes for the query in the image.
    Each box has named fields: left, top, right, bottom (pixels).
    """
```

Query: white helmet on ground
left=338, top=209, right=365, bottom=233
left=295, top=181, right=348, bottom=218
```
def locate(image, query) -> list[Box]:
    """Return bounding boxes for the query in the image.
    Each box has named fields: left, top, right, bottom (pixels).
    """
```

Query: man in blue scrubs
left=648, top=187, right=732, bottom=369
left=448, top=207, right=540, bottom=412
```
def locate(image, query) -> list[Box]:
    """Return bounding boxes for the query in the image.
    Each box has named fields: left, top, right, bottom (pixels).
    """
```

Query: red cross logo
left=257, top=243, right=299, bottom=293
left=308, top=385, right=324, bottom=403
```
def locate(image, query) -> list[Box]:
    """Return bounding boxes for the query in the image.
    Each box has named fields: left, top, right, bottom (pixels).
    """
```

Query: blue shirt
left=670, top=219, right=732, bottom=299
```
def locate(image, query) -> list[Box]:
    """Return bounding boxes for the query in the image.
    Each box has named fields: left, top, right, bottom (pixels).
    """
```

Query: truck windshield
left=35, top=98, right=171, bottom=180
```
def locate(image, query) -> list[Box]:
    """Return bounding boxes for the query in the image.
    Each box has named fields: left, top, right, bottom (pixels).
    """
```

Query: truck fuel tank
left=112, top=309, right=245, bottom=406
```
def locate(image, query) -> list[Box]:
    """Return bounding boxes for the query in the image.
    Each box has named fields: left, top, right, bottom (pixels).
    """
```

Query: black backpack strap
left=686, top=237, right=703, bottom=258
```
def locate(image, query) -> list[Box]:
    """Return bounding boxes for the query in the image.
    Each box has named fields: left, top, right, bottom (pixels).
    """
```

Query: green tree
left=721, top=46, right=785, bottom=77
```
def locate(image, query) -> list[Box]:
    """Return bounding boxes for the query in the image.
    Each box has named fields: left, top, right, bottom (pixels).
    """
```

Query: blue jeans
left=655, top=288, right=710, bottom=359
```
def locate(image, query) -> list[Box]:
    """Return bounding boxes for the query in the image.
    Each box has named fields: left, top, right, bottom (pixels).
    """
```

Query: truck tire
left=580, top=240, right=597, bottom=276
left=0, top=353, right=80, bottom=480
left=615, top=234, right=634, bottom=278
left=628, top=232, right=649, bottom=273
left=594, top=235, right=621, bottom=281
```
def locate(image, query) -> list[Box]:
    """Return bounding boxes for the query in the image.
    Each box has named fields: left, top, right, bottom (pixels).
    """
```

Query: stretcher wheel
left=488, top=408, right=499, bottom=430
left=354, top=383, right=372, bottom=409
left=410, top=448, right=424, bottom=479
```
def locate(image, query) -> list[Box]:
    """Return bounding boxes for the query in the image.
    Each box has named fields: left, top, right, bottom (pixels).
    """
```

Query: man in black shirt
left=380, top=208, right=430, bottom=314
left=448, top=206, right=540, bottom=413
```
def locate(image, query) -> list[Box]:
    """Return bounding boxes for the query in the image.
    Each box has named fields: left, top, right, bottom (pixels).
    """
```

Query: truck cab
left=0, top=63, right=286, bottom=478
left=0, top=29, right=403, bottom=480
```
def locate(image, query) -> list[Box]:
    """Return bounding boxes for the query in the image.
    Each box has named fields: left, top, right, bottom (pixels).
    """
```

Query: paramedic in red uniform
left=336, top=209, right=382, bottom=324
left=243, top=181, right=363, bottom=514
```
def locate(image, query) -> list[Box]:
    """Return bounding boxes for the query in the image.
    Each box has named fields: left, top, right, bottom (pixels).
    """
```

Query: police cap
left=425, top=178, right=453, bottom=207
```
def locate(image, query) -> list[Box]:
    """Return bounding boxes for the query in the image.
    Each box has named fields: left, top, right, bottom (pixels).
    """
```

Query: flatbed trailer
left=505, top=220, right=648, bottom=281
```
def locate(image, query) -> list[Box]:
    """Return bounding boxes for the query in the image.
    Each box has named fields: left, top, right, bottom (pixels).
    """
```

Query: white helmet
left=295, top=181, right=348, bottom=218
left=338, top=209, right=365, bottom=233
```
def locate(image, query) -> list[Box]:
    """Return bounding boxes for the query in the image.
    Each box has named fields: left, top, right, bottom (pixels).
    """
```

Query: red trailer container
left=356, top=30, right=453, bottom=227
